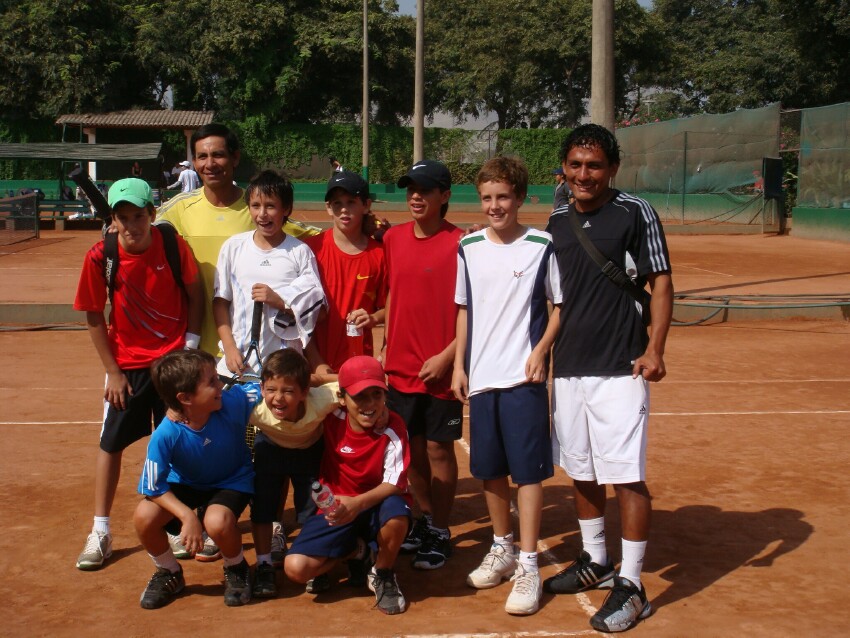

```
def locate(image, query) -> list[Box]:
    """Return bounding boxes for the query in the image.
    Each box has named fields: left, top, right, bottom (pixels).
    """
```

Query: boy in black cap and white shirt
left=381, top=160, right=463, bottom=570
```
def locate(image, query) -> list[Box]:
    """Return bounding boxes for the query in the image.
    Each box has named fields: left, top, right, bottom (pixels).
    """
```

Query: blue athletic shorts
left=288, top=494, right=411, bottom=559
left=468, top=382, right=554, bottom=485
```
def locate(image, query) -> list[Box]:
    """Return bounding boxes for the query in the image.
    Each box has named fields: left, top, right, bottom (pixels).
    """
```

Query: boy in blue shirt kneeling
left=134, top=350, right=259, bottom=609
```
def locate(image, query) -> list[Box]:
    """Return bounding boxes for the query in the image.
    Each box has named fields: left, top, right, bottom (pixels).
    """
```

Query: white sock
left=151, top=549, right=180, bottom=573
left=579, top=517, right=607, bottom=565
left=93, top=516, right=110, bottom=535
left=493, top=532, right=514, bottom=552
left=222, top=548, right=244, bottom=567
left=256, top=553, right=272, bottom=566
left=518, top=551, right=538, bottom=572
left=619, top=539, right=646, bottom=589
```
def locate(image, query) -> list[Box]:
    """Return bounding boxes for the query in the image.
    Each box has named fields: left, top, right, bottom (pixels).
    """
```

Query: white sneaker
left=466, top=543, right=518, bottom=589
left=270, top=522, right=287, bottom=567
left=76, top=530, right=113, bottom=570
left=167, top=532, right=192, bottom=559
left=505, top=563, right=542, bottom=615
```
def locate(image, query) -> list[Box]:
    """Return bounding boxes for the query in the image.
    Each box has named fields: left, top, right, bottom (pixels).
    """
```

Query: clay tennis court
left=1, top=225, right=849, bottom=636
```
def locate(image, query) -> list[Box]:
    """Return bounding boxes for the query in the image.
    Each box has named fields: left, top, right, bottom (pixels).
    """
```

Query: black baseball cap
left=397, top=160, right=452, bottom=191
left=325, top=170, right=369, bottom=201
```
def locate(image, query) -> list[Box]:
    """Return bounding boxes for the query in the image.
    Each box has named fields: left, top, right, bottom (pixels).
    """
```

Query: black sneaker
left=590, top=576, right=652, bottom=633
left=223, top=559, right=252, bottom=607
left=252, top=562, right=277, bottom=598
left=412, top=529, right=451, bottom=570
left=347, top=540, right=375, bottom=587
left=368, top=567, right=407, bottom=615
left=305, top=572, right=331, bottom=593
left=543, top=550, right=615, bottom=594
left=400, top=515, right=430, bottom=553
left=139, top=566, right=185, bottom=610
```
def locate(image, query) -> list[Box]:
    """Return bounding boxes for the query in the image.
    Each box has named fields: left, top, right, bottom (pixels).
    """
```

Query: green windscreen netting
left=614, top=104, right=780, bottom=225
left=797, top=103, right=850, bottom=209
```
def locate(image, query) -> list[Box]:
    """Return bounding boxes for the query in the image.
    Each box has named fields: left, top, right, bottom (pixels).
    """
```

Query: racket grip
left=251, top=301, right=263, bottom=343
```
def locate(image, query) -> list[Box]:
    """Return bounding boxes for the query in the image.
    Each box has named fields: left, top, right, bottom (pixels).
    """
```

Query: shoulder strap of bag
left=567, top=209, right=652, bottom=319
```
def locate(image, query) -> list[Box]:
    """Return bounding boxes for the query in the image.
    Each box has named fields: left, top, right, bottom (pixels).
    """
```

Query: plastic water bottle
left=311, top=481, right=338, bottom=514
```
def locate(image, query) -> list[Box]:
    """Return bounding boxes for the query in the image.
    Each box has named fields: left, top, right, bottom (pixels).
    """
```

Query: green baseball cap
left=108, top=178, right=154, bottom=208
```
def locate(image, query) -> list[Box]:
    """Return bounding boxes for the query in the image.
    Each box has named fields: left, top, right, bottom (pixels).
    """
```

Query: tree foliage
left=424, top=0, right=663, bottom=129
left=0, top=0, right=414, bottom=126
left=651, top=0, right=850, bottom=113
left=0, top=1, right=153, bottom=120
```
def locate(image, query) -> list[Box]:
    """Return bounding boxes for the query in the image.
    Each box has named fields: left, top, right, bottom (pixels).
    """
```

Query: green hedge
left=232, top=118, right=568, bottom=184
left=0, top=115, right=570, bottom=185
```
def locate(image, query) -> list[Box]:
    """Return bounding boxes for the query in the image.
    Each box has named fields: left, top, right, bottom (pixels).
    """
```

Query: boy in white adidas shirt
left=213, top=170, right=324, bottom=379
left=451, top=156, right=562, bottom=616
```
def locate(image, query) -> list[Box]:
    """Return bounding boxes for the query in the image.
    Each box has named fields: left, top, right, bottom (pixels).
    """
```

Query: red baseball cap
left=338, top=356, right=388, bottom=396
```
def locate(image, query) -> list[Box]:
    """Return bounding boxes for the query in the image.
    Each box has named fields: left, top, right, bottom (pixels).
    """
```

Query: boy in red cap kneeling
left=284, top=356, right=412, bottom=615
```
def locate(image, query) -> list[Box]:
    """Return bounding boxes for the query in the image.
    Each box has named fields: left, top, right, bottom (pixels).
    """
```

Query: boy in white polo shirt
left=451, top=156, right=562, bottom=615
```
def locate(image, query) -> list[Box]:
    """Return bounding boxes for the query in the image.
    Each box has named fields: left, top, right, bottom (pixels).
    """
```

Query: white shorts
left=551, top=375, right=649, bottom=485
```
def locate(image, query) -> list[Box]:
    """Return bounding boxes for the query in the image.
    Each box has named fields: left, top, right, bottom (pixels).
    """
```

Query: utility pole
left=412, top=0, right=425, bottom=162
left=362, top=0, right=370, bottom=182
left=590, top=0, right=615, bottom=131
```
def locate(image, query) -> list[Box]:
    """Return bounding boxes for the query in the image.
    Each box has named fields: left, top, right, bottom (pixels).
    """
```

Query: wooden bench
left=39, top=200, right=95, bottom=230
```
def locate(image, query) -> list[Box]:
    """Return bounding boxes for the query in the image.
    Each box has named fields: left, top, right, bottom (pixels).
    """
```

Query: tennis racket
left=221, top=301, right=264, bottom=450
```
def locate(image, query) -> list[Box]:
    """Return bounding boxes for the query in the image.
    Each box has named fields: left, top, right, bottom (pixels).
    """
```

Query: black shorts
left=99, top=367, right=165, bottom=453
left=161, top=484, right=252, bottom=536
left=387, top=386, right=463, bottom=442
left=250, top=432, right=324, bottom=523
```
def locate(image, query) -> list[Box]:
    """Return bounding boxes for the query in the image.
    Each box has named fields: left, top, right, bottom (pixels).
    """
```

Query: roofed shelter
left=55, top=110, right=214, bottom=179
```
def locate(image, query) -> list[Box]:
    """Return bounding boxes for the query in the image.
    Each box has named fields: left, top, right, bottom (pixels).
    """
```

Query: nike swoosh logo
left=156, top=264, right=166, bottom=270
left=356, top=274, right=371, bottom=280
left=412, top=165, right=424, bottom=170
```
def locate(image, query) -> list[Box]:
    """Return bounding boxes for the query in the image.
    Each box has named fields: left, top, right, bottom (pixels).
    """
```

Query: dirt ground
left=1, top=227, right=849, bottom=637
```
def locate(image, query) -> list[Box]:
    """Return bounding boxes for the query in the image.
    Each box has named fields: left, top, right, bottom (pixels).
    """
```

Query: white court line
left=6, top=379, right=850, bottom=392
left=407, top=632, right=597, bottom=638
left=664, top=378, right=850, bottom=385
left=654, top=409, right=850, bottom=416
left=0, top=421, right=100, bottom=425
left=4, top=407, right=847, bottom=425
left=675, top=264, right=734, bottom=277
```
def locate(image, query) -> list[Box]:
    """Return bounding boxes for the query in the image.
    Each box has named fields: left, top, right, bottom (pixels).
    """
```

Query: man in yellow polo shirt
left=157, top=123, right=318, bottom=354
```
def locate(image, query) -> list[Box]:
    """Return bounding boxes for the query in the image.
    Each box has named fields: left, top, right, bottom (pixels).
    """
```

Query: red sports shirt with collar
left=318, top=408, right=411, bottom=505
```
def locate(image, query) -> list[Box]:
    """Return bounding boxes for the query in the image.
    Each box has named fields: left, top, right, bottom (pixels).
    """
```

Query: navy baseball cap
left=397, top=160, right=452, bottom=191
left=551, top=167, right=564, bottom=175
left=325, top=170, right=369, bottom=201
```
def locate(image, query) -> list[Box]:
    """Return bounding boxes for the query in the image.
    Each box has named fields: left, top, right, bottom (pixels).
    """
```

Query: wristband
left=184, top=332, right=201, bottom=350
